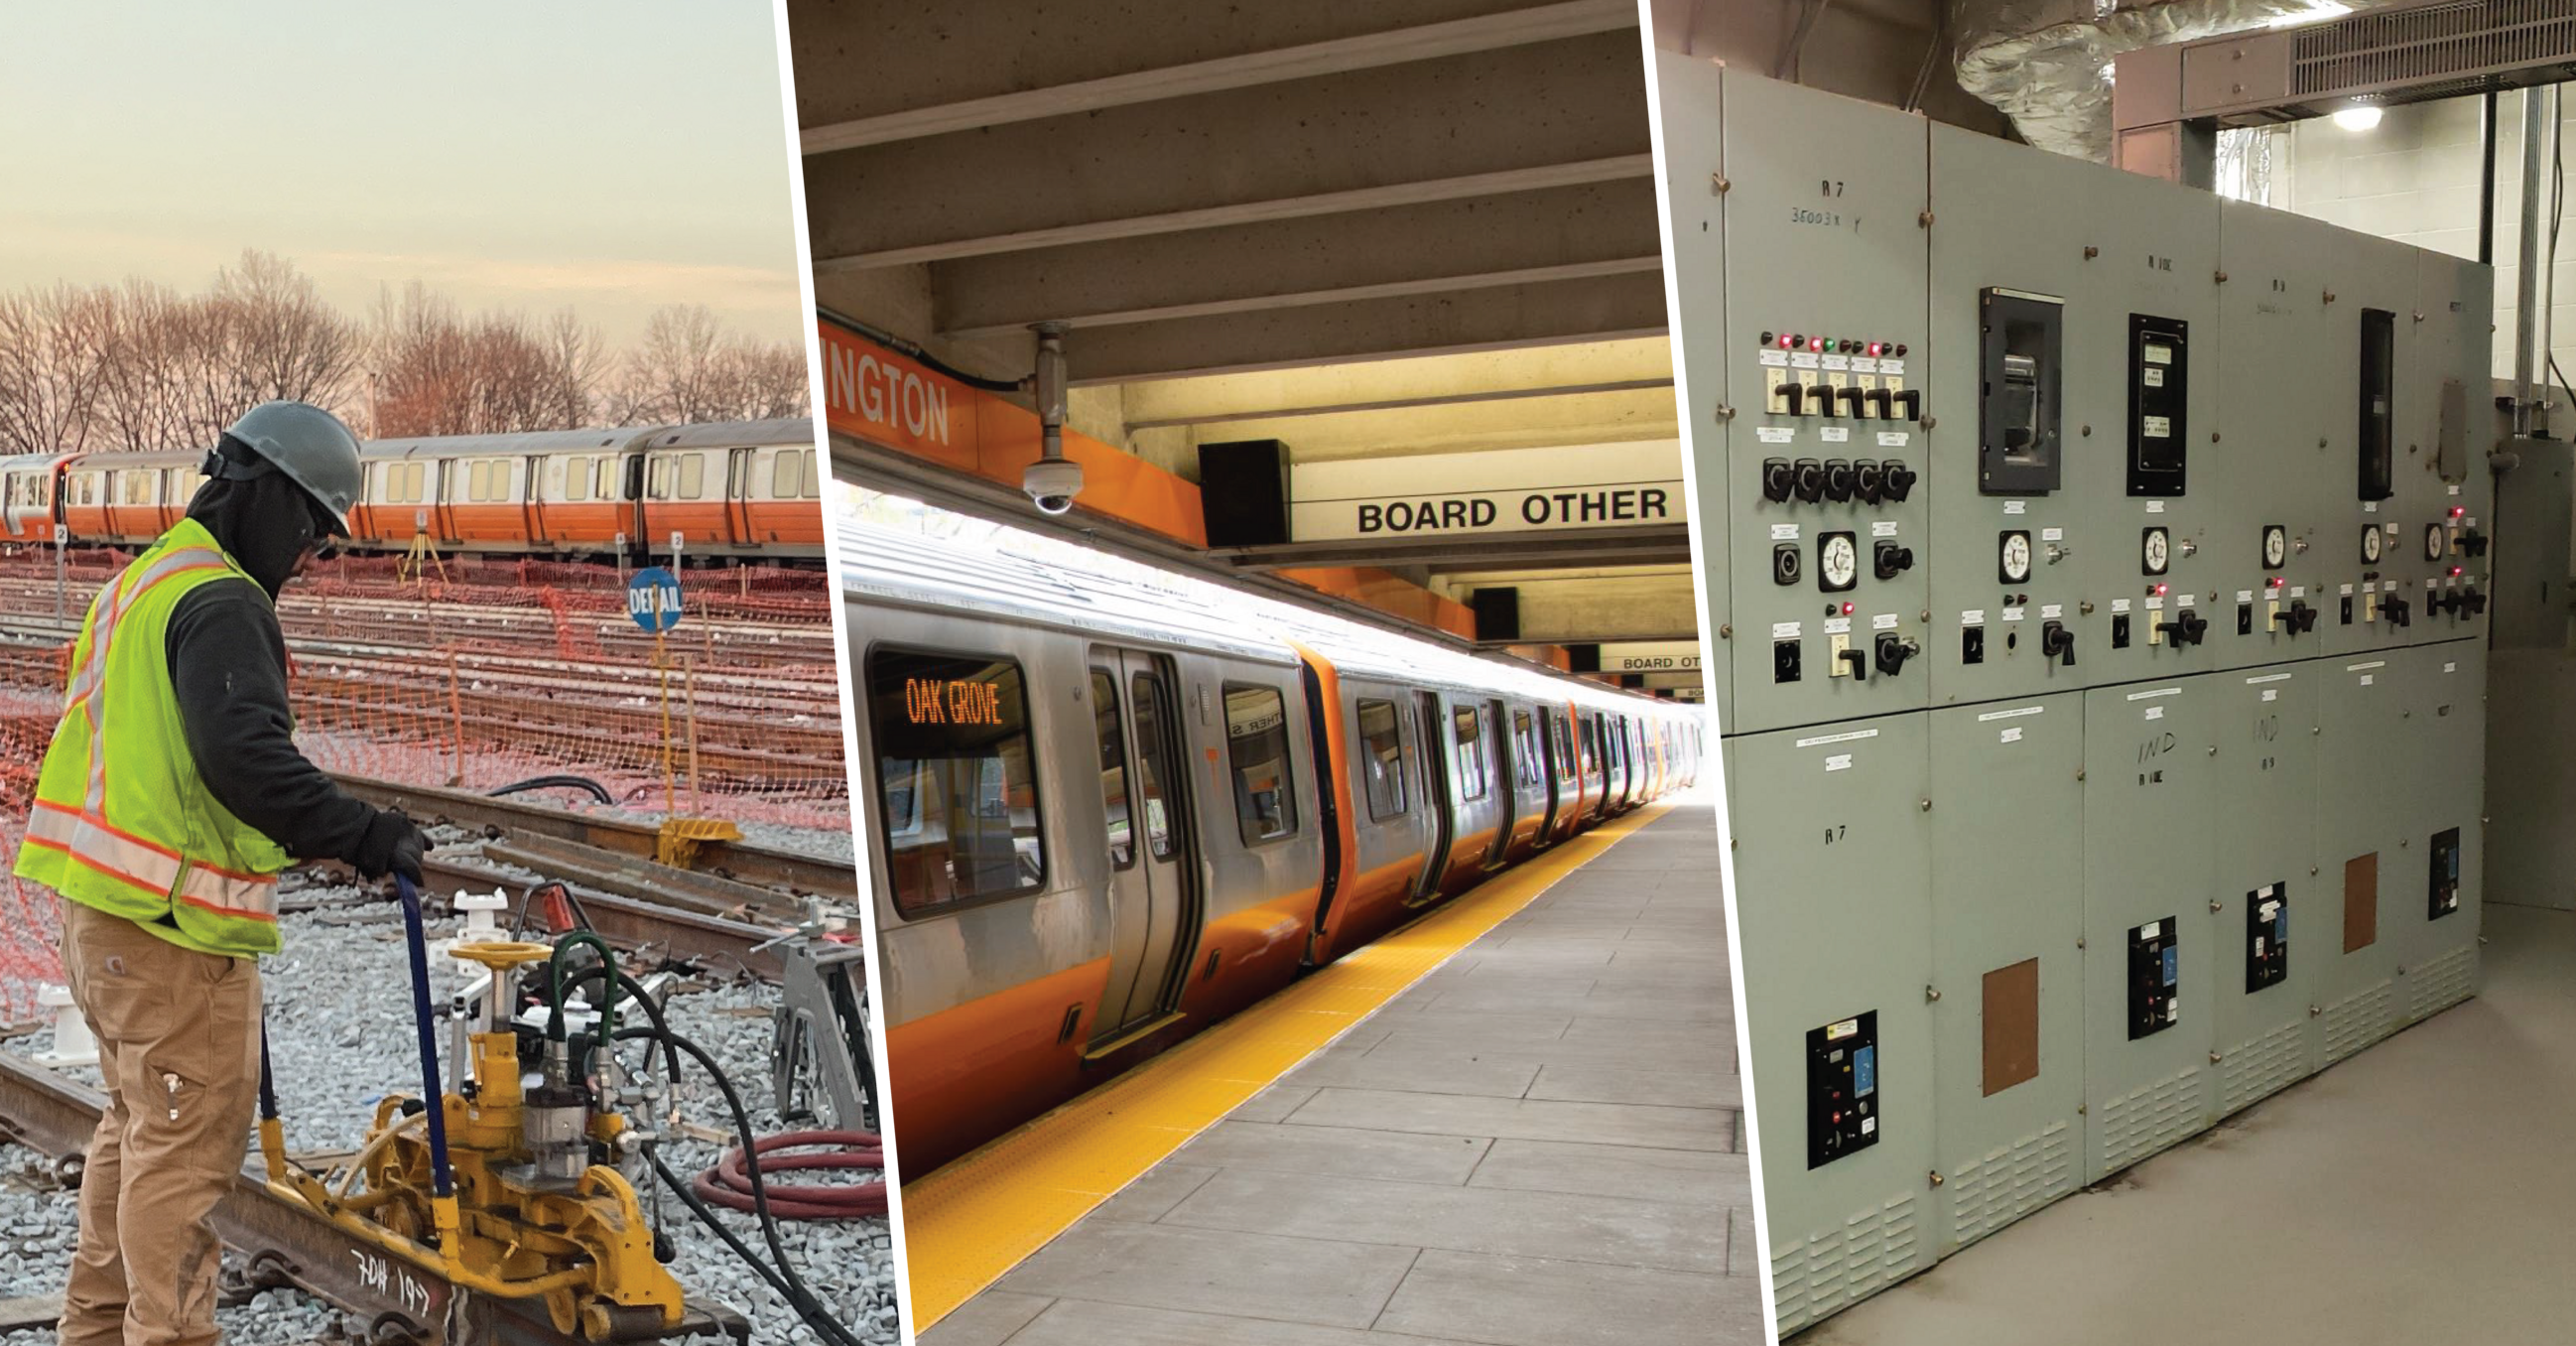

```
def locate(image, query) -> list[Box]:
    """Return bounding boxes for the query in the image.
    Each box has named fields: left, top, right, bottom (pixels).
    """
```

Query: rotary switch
left=2040, top=619, right=2077, bottom=667
left=2282, top=599, right=2319, bottom=633
left=2463, top=586, right=2489, bottom=616
left=1881, top=461, right=1918, bottom=501
left=2155, top=609, right=2210, bottom=646
left=1854, top=461, right=1884, bottom=504
left=2383, top=595, right=2412, bottom=628
left=1873, top=633, right=1918, bottom=676
left=1761, top=458, right=1795, bottom=503
left=1793, top=459, right=1827, bottom=504
left=1824, top=460, right=1857, bottom=502
left=2461, top=526, right=2490, bottom=558
left=1873, top=540, right=1915, bottom=580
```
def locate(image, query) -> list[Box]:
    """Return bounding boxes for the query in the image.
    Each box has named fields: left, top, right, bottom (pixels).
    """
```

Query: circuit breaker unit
left=1659, top=59, right=2492, bottom=1336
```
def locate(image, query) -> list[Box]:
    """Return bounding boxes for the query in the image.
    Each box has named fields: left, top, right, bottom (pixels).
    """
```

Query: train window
left=1453, top=705, right=1487, bottom=802
left=1355, top=698, right=1407, bottom=821
left=1130, top=671, right=1178, bottom=860
left=1582, top=716, right=1604, bottom=783
left=679, top=453, right=706, bottom=499
left=1091, top=669, right=1135, bottom=870
left=565, top=458, right=589, bottom=502
left=407, top=463, right=427, bottom=502
left=1512, top=710, right=1543, bottom=789
left=803, top=450, right=823, bottom=497
left=467, top=460, right=490, bottom=502
left=1224, top=683, right=1299, bottom=847
left=868, top=647, right=1046, bottom=915
left=771, top=451, right=802, bottom=499
left=647, top=458, right=669, bottom=500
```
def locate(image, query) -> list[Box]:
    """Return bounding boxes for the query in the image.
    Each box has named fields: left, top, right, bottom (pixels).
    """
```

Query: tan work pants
left=58, top=900, right=262, bottom=1346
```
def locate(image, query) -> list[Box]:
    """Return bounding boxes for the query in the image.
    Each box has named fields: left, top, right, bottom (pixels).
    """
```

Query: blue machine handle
left=395, top=873, right=456, bottom=1199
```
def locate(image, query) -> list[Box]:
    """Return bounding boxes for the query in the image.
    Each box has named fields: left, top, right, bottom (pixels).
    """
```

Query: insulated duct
left=1955, top=0, right=2351, bottom=160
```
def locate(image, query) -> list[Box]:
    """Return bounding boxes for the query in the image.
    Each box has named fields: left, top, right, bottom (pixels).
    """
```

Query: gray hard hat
left=220, top=401, right=362, bottom=534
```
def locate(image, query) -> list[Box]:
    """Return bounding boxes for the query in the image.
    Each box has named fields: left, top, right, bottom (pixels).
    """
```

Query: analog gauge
left=2424, top=522, right=2446, bottom=562
left=2142, top=526, right=2170, bottom=577
left=2361, top=524, right=2383, bottom=565
left=1819, top=533, right=1859, bottom=593
left=1999, top=530, right=2033, bottom=585
left=2261, top=524, right=2287, bottom=569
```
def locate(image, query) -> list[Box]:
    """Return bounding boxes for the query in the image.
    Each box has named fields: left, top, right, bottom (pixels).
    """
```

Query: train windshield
left=1224, top=684, right=1299, bottom=846
left=868, top=648, right=1047, bottom=913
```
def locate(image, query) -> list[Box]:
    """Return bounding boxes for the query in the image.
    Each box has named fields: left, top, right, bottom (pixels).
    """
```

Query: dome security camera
left=1023, top=457, right=1083, bottom=515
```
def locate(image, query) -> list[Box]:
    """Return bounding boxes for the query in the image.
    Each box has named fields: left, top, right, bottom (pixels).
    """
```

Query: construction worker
left=16, top=400, right=432, bottom=1346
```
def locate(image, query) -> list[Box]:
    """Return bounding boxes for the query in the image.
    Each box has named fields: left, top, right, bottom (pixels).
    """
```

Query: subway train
left=841, top=519, right=1705, bottom=1174
left=0, top=419, right=823, bottom=560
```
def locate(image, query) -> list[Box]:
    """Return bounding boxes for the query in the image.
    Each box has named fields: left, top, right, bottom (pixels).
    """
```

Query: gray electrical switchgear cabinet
left=1656, top=55, right=2494, bottom=1337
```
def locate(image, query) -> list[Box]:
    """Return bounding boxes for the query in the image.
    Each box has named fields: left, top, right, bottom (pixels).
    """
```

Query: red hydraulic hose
left=693, top=1131, right=889, bottom=1219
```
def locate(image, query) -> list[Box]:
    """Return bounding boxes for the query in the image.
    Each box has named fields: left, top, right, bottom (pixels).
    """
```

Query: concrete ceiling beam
left=806, top=32, right=1652, bottom=267
left=932, top=178, right=1663, bottom=337
left=1117, top=336, right=1673, bottom=424
left=1065, top=269, right=1668, bottom=383
left=800, top=0, right=1637, bottom=153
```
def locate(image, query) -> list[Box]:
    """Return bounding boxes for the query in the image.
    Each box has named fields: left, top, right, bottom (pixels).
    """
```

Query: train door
left=1532, top=707, right=1563, bottom=846
left=1410, top=690, right=1454, bottom=899
left=521, top=455, right=548, bottom=546
left=623, top=455, right=648, bottom=554
left=1483, top=698, right=1516, bottom=868
left=723, top=447, right=757, bottom=544
left=1085, top=647, right=1202, bottom=1051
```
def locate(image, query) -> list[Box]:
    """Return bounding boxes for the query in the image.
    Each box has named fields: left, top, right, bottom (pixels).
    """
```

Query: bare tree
left=0, top=285, right=111, bottom=455
left=611, top=305, right=809, bottom=425
left=2, top=260, right=795, bottom=451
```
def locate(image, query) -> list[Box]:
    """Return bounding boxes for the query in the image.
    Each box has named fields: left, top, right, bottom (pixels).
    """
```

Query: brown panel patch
left=2344, top=853, right=2380, bottom=953
left=1982, top=958, right=2041, bottom=1097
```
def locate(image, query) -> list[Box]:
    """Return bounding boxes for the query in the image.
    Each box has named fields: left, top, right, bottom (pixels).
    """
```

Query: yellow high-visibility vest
left=17, top=518, right=289, bottom=957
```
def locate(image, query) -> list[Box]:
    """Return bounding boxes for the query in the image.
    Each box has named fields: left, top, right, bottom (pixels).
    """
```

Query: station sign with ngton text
left=1287, top=441, right=1687, bottom=542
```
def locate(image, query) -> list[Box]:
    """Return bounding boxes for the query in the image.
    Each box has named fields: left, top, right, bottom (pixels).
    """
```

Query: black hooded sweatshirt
left=158, top=454, right=384, bottom=866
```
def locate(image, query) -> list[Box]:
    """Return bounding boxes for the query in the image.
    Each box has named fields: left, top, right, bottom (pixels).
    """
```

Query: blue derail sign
left=627, top=567, right=684, bottom=633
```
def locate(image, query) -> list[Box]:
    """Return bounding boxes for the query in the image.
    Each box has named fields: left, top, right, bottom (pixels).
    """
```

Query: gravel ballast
left=4, top=874, right=896, bottom=1345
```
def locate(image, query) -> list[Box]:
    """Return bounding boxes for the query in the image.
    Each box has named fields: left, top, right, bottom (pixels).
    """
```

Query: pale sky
left=0, top=1, right=805, bottom=345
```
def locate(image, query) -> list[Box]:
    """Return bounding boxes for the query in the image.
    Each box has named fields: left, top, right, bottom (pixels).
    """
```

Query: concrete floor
left=1800, top=900, right=2576, bottom=1346
left=924, top=802, right=1760, bottom=1346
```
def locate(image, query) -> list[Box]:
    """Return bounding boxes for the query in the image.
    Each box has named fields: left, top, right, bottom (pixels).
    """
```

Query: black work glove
left=351, top=809, right=430, bottom=883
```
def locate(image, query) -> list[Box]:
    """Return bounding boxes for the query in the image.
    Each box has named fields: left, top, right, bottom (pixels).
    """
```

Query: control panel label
left=2041, top=527, right=2063, bottom=541
left=1824, top=753, right=1854, bottom=772
left=1977, top=705, right=2045, bottom=722
left=1760, top=349, right=1789, bottom=366
left=1771, top=522, right=1800, bottom=540
left=1772, top=621, right=1802, bottom=639
left=1821, top=427, right=1850, bottom=443
left=2145, top=500, right=2167, bottom=513
left=1998, top=726, right=2024, bottom=743
left=1758, top=426, right=1796, bottom=444
left=1877, top=432, right=1910, bottom=448
left=1871, top=520, right=1898, bottom=537
left=1794, top=728, right=1879, bottom=749
left=1871, top=612, right=1899, bottom=630
left=1961, top=609, right=1986, bottom=625
left=2002, top=500, right=2026, bottom=515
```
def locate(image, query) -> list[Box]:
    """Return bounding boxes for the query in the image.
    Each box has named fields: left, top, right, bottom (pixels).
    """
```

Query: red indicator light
left=1842, top=602, right=1855, bottom=616
left=1867, top=341, right=1883, bottom=357
left=2154, top=584, right=2170, bottom=597
left=1779, top=333, right=1795, bottom=349
left=1809, top=336, right=1825, bottom=352
left=2451, top=566, right=2464, bottom=577
left=2450, top=506, right=2466, bottom=518
left=2267, top=577, right=2283, bottom=589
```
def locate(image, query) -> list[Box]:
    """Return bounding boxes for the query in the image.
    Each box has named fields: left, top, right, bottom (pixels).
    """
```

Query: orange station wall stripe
left=819, top=320, right=1208, bottom=549
left=1278, top=566, right=1476, bottom=641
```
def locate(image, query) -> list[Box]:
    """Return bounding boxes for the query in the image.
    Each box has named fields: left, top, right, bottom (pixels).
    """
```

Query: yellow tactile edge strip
left=902, top=801, right=1679, bottom=1328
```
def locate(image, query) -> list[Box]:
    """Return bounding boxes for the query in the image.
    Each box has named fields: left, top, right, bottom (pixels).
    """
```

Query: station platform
left=911, top=800, right=1758, bottom=1346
